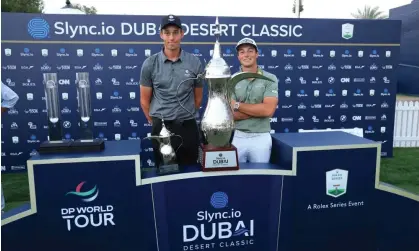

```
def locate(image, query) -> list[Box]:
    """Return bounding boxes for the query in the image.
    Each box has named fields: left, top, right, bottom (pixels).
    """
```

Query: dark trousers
left=151, top=117, right=201, bottom=167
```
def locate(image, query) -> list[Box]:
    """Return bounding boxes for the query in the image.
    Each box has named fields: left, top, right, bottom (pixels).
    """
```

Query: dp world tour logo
left=66, top=181, right=99, bottom=202
left=61, top=181, right=115, bottom=231
left=182, top=191, right=255, bottom=248
left=27, top=17, right=50, bottom=39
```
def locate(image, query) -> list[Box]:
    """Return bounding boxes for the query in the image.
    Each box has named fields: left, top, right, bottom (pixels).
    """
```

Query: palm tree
left=351, top=5, right=388, bottom=19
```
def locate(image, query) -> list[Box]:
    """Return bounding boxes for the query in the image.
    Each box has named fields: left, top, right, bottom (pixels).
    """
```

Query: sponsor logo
left=66, top=181, right=99, bottom=202
left=182, top=192, right=255, bottom=249
left=57, top=48, right=69, bottom=57
left=61, top=181, right=115, bottom=231
left=326, top=169, right=348, bottom=197
left=342, top=23, right=354, bottom=39
left=326, top=89, right=336, bottom=97
left=328, top=64, right=336, bottom=70
left=324, top=115, right=335, bottom=123
left=352, top=115, right=362, bottom=121
left=298, top=103, right=306, bottom=110
left=313, top=49, right=324, bottom=57
left=312, top=77, right=322, bottom=84
left=297, top=90, right=307, bottom=97
left=298, top=65, right=309, bottom=70
left=28, top=17, right=50, bottom=39
left=284, top=49, right=294, bottom=57
left=341, top=78, right=350, bottom=83
left=365, top=125, right=375, bottom=134
left=353, top=78, right=365, bottom=83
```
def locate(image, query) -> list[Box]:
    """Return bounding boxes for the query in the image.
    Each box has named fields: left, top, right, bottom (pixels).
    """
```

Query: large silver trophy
left=143, top=120, right=182, bottom=175
left=199, top=17, right=275, bottom=171
left=72, top=72, right=105, bottom=150
left=38, top=73, right=72, bottom=153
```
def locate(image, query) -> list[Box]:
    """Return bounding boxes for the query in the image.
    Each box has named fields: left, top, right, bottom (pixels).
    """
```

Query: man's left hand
left=230, top=100, right=236, bottom=110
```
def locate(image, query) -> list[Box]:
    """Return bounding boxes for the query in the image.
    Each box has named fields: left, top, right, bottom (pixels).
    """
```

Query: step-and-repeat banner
left=1, top=13, right=401, bottom=172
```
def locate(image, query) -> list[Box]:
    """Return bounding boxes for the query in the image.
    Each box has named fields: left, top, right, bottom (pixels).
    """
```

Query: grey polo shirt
left=140, top=49, right=204, bottom=121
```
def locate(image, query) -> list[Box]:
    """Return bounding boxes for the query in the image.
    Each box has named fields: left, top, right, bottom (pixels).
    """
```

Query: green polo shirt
left=231, top=68, right=279, bottom=133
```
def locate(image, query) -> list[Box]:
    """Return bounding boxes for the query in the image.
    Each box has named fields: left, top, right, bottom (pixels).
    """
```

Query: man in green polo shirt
left=230, top=38, right=279, bottom=163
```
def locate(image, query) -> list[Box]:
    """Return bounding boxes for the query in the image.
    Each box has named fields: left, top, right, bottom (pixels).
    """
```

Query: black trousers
left=151, top=117, right=201, bottom=167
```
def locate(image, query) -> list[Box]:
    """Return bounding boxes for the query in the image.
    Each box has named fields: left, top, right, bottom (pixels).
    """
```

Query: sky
left=43, top=0, right=413, bottom=19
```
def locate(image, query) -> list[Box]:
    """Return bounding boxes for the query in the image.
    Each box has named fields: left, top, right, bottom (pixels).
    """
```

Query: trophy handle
left=170, top=134, right=184, bottom=152
left=228, top=72, right=275, bottom=101
left=176, top=73, right=206, bottom=119
left=142, top=136, right=162, bottom=143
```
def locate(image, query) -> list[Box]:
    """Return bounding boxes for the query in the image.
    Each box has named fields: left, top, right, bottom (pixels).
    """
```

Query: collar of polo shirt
left=160, top=47, right=185, bottom=62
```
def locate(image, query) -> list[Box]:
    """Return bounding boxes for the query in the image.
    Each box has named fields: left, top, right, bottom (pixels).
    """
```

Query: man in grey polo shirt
left=2, top=81, right=19, bottom=212
left=230, top=38, right=279, bottom=163
left=140, top=14, right=204, bottom=167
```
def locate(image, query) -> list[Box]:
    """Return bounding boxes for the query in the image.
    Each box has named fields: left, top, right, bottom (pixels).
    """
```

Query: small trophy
left=143, top=120, right=182, bottom=175
left=199, top=17, right=274, bottom=171
left=70, top=72, right=105, bottom=151
left=76, top=72, right=93, bottom=139
left=38, top=73, right=72, bottom=153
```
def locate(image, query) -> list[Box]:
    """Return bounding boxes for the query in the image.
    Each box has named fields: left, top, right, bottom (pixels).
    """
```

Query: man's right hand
left=140, top=85, right=153, bottom=125
left=233, top=111, right=252, bottom=121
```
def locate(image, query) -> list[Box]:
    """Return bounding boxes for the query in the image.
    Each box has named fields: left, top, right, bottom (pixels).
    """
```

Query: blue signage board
left=1, top=13, right=401, bottom=172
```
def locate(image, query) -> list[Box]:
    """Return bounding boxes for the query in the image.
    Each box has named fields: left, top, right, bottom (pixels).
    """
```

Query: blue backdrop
left=1, top=13, right=401, bottom=172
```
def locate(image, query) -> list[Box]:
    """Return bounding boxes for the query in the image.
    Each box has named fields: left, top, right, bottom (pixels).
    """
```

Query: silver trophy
left=199, top=17, right=275, bottom=171
left=143, top=120, right=182, bottom=175
left=76, top=72, right=93, bottom=140
left=72, top=72, right=105, bottom=150
left=38, top=73, right=72, bottom=153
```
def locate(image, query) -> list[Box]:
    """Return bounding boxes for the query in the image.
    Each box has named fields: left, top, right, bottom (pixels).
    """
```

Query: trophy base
left=37, top=139, right=105, bottom=154
left=69, top=139, right=105, bottom=152
left=199, top=144, right=239, bottom=172
left=38, top=140, right=73, bottom=154
left=156, top=164, right=180, bottom=175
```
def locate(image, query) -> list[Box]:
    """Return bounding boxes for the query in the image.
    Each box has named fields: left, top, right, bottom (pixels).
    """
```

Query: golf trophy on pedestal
left=143, top=120, right=183, bottom=175
left=38, top=73, right=72, bottom=153
left=70, top=72, right=105, bottom=151
left=199, top=17, right=275, bottom=171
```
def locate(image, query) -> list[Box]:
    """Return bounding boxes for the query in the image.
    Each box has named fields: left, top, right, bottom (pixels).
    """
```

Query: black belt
left=152, top=117, right=195, bottom=126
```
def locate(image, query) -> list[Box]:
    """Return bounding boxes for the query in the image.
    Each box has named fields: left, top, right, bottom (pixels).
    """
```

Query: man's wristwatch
left=233, top=102, right=240, bottom=112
